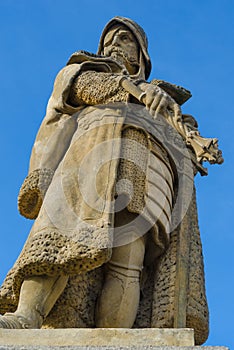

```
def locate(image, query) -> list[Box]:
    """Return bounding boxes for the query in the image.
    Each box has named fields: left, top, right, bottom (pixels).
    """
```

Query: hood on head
left=97, top=16, right=152, bottom=79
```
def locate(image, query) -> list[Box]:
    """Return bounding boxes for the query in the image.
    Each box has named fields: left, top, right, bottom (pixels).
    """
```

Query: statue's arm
left=18, top=64, right=83, bottom=219
left=68, top=70, right=129, bottom=106
left=17, top=65, right=130, bottom=220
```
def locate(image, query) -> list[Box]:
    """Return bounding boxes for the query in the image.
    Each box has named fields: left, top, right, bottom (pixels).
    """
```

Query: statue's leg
left=0, top=275, right=68, bottom=329
left=96, top=209, right=146, bottom=328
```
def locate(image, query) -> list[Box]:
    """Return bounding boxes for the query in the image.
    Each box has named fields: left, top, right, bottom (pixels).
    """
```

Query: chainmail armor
left=69, top=71, right=129, bottom=106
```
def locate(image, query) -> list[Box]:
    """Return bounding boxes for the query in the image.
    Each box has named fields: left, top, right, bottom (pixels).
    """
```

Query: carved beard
left=108, top=47, right=139, bottom=73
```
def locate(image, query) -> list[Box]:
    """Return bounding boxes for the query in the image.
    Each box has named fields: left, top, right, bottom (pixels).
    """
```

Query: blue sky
left=0, top=0, right=233, bottom=347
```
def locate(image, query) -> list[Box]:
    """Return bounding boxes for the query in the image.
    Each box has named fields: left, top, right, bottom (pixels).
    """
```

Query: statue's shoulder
left=66, top=50, right=104, bottom=65
left=66, top=50, right=126, bottom=74
left=150, top=79, right=192, bottom=106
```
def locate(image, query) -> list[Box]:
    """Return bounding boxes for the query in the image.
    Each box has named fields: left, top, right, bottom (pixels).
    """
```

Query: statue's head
left=98, top=16, right=152, bottom=79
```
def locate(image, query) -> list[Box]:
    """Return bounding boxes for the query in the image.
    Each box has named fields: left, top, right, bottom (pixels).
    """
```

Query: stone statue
left=0, top=16, right=223, bottom=345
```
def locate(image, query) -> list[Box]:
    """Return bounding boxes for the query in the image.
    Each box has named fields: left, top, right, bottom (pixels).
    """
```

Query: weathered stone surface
left=0, top=328, right=194, bottom=347
left=0, top=15, right=224, bottom=347
left=0, top=346, right=230, bottom=350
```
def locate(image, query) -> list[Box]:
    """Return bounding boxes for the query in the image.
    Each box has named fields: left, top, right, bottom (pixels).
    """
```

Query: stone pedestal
left=0, top=328, right=229, bottom=350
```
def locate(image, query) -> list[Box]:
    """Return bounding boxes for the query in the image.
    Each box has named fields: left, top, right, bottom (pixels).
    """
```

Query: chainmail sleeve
left=68, top=71, right=129, bottom=106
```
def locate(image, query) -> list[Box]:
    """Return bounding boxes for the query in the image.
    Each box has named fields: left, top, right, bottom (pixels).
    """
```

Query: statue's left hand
left=119, top=78, right=184, bottom=135
left=138, top=82, right=182, bottom=121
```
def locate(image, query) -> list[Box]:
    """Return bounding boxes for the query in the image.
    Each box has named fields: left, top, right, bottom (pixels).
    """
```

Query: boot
left=96, top=234, right=145, bottom=327
left=0, top=275, right=68, bottom=329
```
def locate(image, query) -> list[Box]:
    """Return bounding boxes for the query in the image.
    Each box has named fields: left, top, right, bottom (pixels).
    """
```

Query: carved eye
left=121, top=34, right=130, bottom=42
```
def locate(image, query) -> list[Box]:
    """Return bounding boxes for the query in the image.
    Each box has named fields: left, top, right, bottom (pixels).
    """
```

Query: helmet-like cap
left=98, top=16, right=152, bottom=79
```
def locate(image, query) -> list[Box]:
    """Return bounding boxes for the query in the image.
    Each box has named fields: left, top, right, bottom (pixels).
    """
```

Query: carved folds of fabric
left=69, top=71, right=129, bottom=106
left=151, top=189, right=209, bottom=345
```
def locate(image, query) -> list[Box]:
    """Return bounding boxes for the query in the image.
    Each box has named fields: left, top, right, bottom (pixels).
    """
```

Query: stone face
left=0, top=328, right=194, bottom=347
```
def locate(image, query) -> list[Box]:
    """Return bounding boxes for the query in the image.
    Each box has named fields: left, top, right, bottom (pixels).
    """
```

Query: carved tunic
left=69, top=70, right=174, bottom=243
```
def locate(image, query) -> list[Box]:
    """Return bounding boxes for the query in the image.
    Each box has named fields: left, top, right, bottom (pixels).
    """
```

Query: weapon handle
left=119, top=77, right=146, bottom=104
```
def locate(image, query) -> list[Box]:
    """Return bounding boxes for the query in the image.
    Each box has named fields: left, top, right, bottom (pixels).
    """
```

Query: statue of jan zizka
left=0, top=16, right=223, bottom=345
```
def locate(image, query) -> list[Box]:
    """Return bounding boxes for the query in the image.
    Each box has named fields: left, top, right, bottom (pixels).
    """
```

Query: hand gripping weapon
left=119, top=77, right=224, bottom=175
